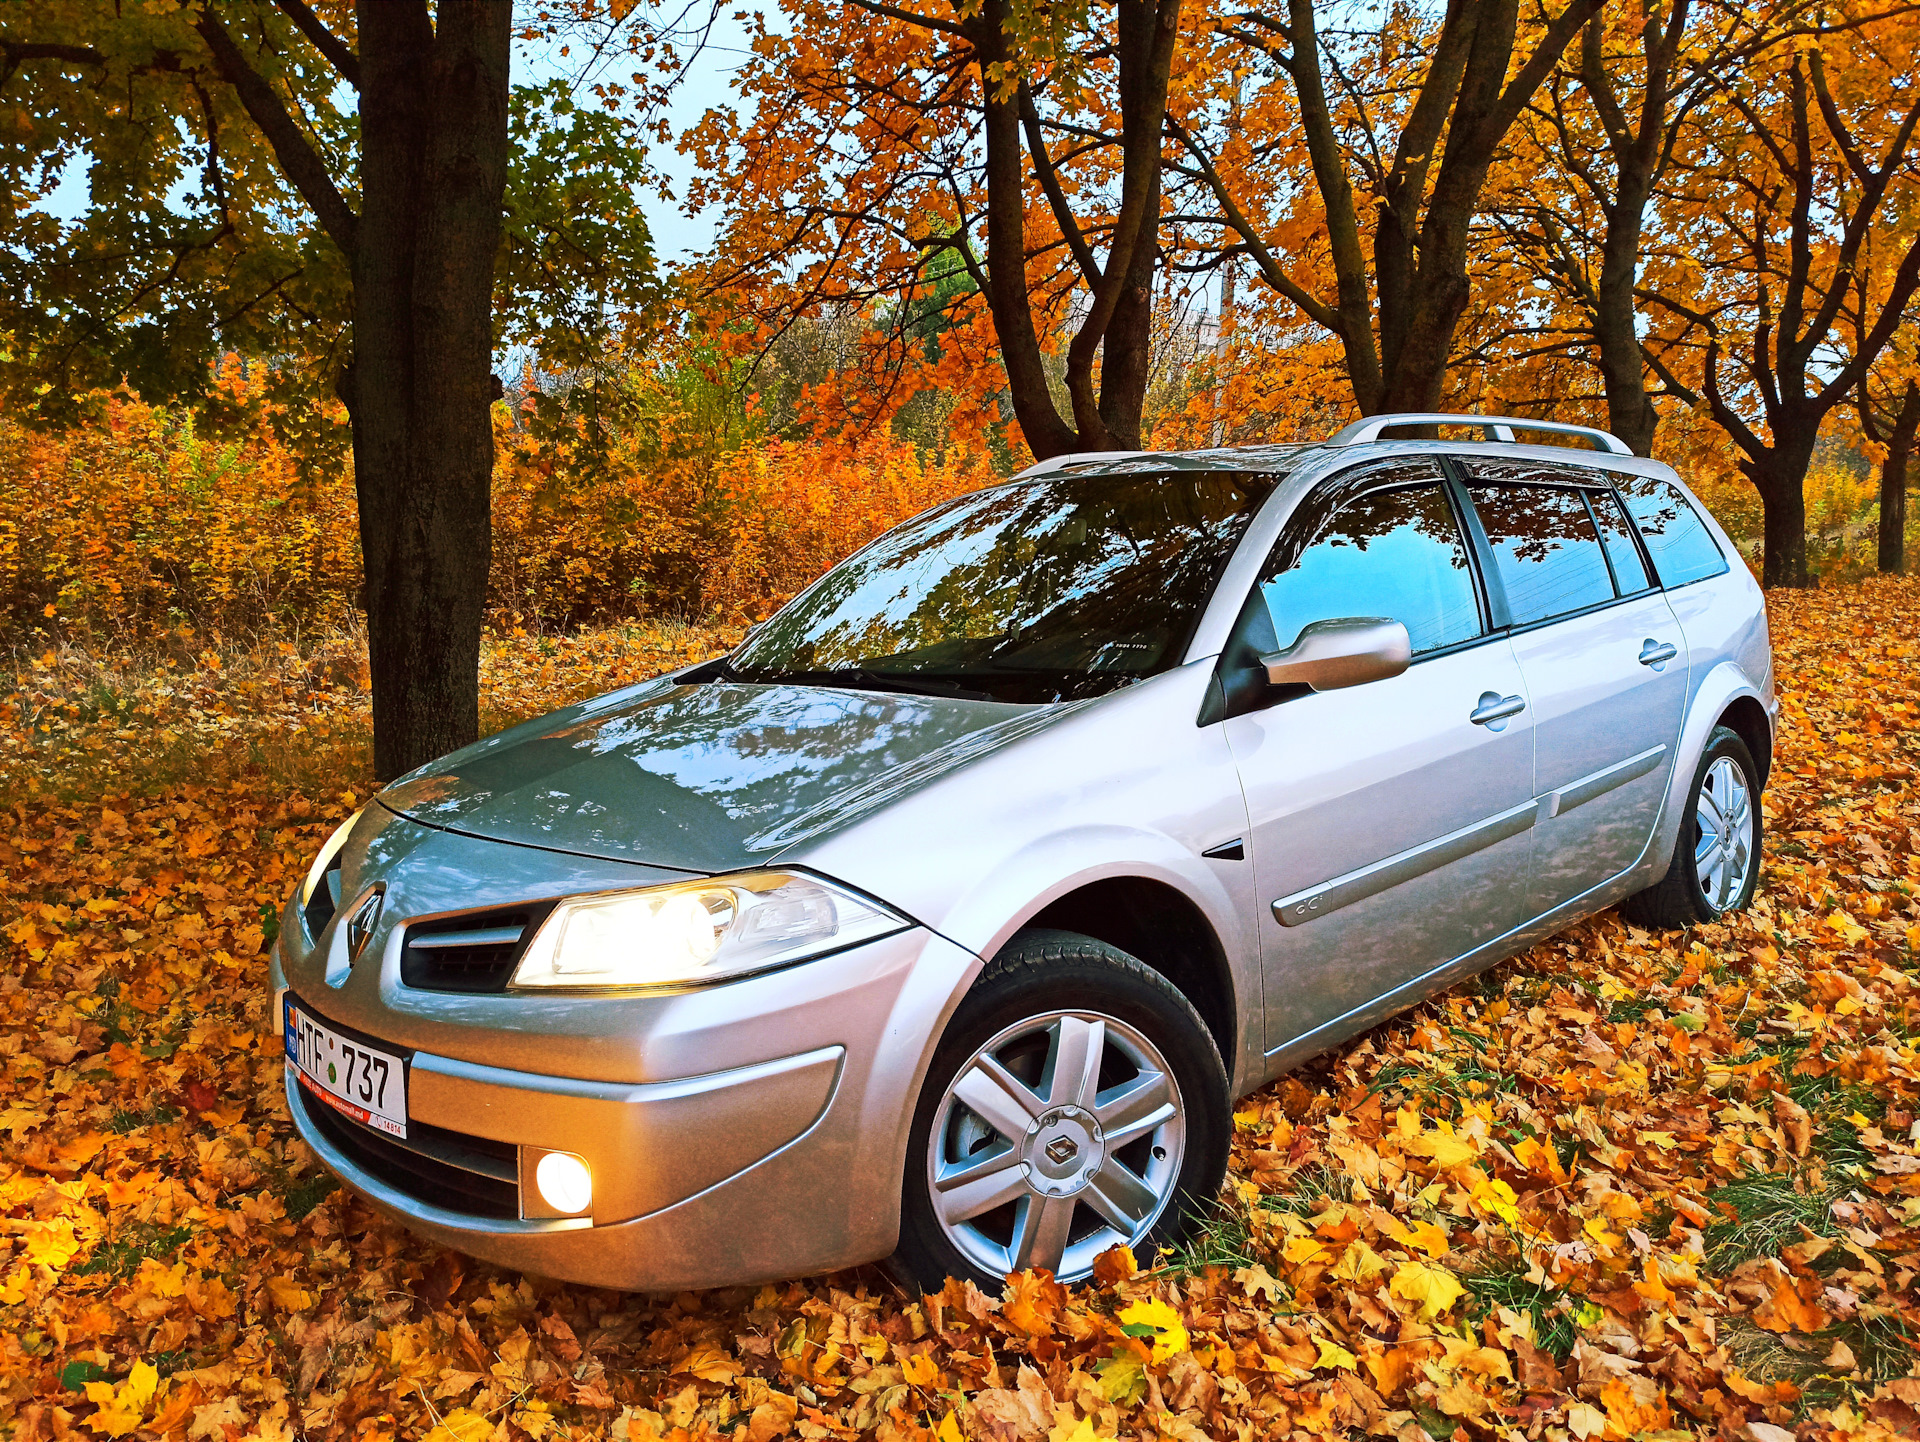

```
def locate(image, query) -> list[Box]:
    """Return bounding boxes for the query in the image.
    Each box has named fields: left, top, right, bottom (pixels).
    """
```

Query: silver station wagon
left=271, top=413, right=1775, bottom=1291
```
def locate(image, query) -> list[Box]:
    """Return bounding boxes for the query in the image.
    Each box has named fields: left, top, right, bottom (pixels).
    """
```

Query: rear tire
left=886, top=930, right=1229, bottom=1292
left=1619, top=725, right=1761, bottom=929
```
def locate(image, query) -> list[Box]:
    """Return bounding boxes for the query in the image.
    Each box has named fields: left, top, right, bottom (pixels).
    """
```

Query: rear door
left=1455, top=461, right=1688, bottom=916
left=1222, top=460, right=1539, bottom=1053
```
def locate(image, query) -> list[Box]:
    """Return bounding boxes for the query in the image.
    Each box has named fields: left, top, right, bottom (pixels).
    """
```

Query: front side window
left=1468, top=483, right=1617, bottom=626
left=1259, top=482, right=1482, bottom=656
left=729, top=469, right=1276, bottom=704
left=1616, top=475, right=1729, bottom=587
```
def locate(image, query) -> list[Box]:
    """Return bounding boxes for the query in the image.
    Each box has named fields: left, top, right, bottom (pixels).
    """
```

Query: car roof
left=1008, top=414, right=1646, bottom=484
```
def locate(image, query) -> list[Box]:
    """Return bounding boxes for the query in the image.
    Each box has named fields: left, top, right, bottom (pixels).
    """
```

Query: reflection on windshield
left=727, top=470, right=1275, bottom=704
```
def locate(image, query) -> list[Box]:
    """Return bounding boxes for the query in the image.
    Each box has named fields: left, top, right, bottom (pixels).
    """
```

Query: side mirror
left=1261, top=617, right=1411, bottom=692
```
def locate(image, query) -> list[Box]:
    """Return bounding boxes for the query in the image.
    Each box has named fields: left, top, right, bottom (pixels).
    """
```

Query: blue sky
left=37, top=8, right=766, bottom=266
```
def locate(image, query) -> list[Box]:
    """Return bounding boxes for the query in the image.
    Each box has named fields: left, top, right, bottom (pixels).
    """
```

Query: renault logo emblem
left=1045, top=1136, right=1079, bottom=1164
left=345, top=889, right=384, bottom=964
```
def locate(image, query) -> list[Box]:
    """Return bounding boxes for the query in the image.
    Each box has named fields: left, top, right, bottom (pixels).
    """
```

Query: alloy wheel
left=926, top=1010, right=1184, bottom=1281
left=1694, top=754, right=1754, bottom=913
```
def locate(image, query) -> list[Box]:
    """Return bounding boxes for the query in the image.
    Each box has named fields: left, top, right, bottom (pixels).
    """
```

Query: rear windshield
left=1616, top=475, right=1729, bottom=587
left=726, top=469, right=1275, bottom=704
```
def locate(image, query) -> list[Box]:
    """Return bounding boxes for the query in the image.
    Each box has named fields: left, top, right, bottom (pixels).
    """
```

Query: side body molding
left=1271, top=745, right=1669, bottom=927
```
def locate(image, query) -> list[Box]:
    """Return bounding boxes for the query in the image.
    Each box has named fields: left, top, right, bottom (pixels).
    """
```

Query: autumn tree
left=1486, top=0, right=1724, bottom=454
left=1640, top=11, right=1920, bottom=587
left=1169, top=0, right=1603, bottom=418
left=689, top=0, right=1189, bottom=461
left=0, top=1, right=669, bottom=777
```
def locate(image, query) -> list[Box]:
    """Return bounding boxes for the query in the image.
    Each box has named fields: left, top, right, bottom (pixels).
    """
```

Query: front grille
left=401, top=905, right=554, bottom=994
left=295, top=1080, right=520, bottom=1219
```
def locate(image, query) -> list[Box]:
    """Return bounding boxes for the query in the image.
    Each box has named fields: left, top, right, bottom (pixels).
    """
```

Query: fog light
left=534, top=1151, right=592, bottom=1215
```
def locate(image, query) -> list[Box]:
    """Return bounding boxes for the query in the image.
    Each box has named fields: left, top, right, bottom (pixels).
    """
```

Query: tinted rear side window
left=1616, top=475, right=1729, bottom=586
left=1589, top=490, right=1652, bottom=594
left=1468, top=484, right=1616, bottom=625
left=1260, top=483, right=1482, bottom=655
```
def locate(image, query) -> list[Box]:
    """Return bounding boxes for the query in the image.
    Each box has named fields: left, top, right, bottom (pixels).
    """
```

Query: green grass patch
left=1702, top=1172, right=1841, bottom=1271
left=77, top=1222, right=193, bottom=1281
left=1720, top=1310, right=1917, bottom=1412
left=280, top=1170, right=338, bottom=1223
left=105, top=1103, right=181, bottom=1134
left=1460, top=1254, right=1576, bottom=1360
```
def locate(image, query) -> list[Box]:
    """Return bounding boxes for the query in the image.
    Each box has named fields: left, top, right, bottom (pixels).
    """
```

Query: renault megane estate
left=271, top=413, right=1773, bottom=1290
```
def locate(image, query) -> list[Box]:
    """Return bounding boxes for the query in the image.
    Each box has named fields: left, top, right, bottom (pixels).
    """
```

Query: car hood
left=377, top=677, right=1075, bottom=873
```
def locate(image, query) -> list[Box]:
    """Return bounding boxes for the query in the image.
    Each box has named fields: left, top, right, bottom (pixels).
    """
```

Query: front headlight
left=300, top=807, right=365, bottom=907
left=509, top=870, right=911, bottom=991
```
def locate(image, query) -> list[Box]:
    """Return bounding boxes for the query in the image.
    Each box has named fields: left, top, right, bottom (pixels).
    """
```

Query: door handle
left=1639, top=639, right=1678, bottom=670
left=1470, top=691, right=1527, bottom=730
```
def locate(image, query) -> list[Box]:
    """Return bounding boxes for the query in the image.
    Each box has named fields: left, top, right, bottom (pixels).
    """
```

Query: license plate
left=284, top=995, right=408, bottom=1138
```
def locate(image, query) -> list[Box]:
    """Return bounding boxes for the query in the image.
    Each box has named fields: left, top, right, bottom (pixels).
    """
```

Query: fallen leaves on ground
left=3, top=580, right=1919, bottom=1442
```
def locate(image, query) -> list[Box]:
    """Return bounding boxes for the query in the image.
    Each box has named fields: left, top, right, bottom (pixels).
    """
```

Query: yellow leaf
left=24, top=1221, right=81, bottom=1271
left=1404, top=1121, right=1479, bottom=1169
left=1048, top=1418, right=1097, bottom=1442
left=1116, top=1297, right=1188, bottom=1362
left=123, top=1363, right=158, bottom=1411
left=1233, top=1262, right=1284, bottom=1301
left=678, top=1346, right=739, bottom=1383
left=936, top=1412, right=964, bottom=1442
left=1330, top=1239, right=1388, bottom=1283
left=423, top=1409, right=495, bottom=1442
left=266, top=1275, right=313, bottom=1312
left=1566, top=1402, right=1607, bottom=1440
left=1389, top=1261, right=1464, bottom=1320
left=1281, top=1232, right=1332, bottom=1267
left=902, top=1353, right=938, bottom=1387
left=1313, top=1337, right=1358, bottom=1371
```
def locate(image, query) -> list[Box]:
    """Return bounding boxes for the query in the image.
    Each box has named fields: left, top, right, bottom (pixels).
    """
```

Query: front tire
left=1620, top=725, right=1761, bottom=929
left=887, top=930, right=1230, bottom=1291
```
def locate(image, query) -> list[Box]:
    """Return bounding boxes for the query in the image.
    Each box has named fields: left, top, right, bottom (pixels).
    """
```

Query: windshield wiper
left=747, top=667, right=1003, bottom=702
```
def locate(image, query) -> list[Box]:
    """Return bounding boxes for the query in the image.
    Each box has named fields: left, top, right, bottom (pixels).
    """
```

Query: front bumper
left=280, top=922, right=984, bottom=1291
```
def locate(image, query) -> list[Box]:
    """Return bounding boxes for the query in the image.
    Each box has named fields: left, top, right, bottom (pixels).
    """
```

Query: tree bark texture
left=968, top=0, right=1179, bottom=458
left=1870, top=379, right=1919, bottom=575
left=345, top=0, right=511, bottom=780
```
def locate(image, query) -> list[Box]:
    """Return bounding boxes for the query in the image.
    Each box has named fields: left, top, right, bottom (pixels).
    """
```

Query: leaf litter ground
left=3, top=585, right=1919, bottom=1442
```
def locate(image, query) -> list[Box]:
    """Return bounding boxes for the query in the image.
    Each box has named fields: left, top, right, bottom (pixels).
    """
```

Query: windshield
left=724, top=468, right=1274, bottom=704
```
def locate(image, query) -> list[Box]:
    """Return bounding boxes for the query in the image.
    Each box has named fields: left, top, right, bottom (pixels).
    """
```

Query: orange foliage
left=2, top=382, right=994, bottom=642
left=0, top=390, right=359, bottom=641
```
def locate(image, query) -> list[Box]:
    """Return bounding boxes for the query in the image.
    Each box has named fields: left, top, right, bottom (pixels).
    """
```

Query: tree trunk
left=1746, top=433, right=1817, bottom=588
left=1879, top=379, right=1919, bottom=574
left=1595, top=180, right=1657, bottom=455
left=348, top=0, right=512, bottom=781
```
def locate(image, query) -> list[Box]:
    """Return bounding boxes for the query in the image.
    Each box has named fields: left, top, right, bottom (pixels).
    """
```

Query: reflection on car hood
left=377, top=678, right=1076, bottom=873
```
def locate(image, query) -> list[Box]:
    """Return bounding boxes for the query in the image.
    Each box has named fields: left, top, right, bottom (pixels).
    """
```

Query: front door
left=1222, top=462, right=1539, bottom=1054
left=1458, top=466, right=1689, bottom=915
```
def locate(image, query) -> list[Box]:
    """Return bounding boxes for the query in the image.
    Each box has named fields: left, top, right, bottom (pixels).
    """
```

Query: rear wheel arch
left=1015, top=876, right=1237, bottom=1072
left=1718, top=694, right=1772, bottom=789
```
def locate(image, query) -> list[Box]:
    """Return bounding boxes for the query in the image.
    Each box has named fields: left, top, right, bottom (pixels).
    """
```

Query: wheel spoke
left=1095, top=1070, right=1176, bottom=1148
left=953, top=1057, right=1045, bottom=1142
left=934, top=1147, right=1028, bottom=1225
left=1696, top=789, right=1725, bottom=840
left=1045, top=1016, right=1106, bottom=1111
left=1008, top=1193, right=1076, bottom=1274
left=1083, top=1157, right=1160, bottom=1235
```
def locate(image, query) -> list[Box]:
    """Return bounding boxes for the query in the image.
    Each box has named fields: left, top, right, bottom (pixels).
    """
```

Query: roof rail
left=1330, top=413, right=1632, bottom=455
left=1014, top=449, right=1159, bottom=478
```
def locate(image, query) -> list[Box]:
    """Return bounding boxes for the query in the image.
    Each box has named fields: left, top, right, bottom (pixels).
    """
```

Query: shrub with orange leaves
left=0, top=387, right=360, bottom=642
left=2, top=381, right=993, bottom=644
